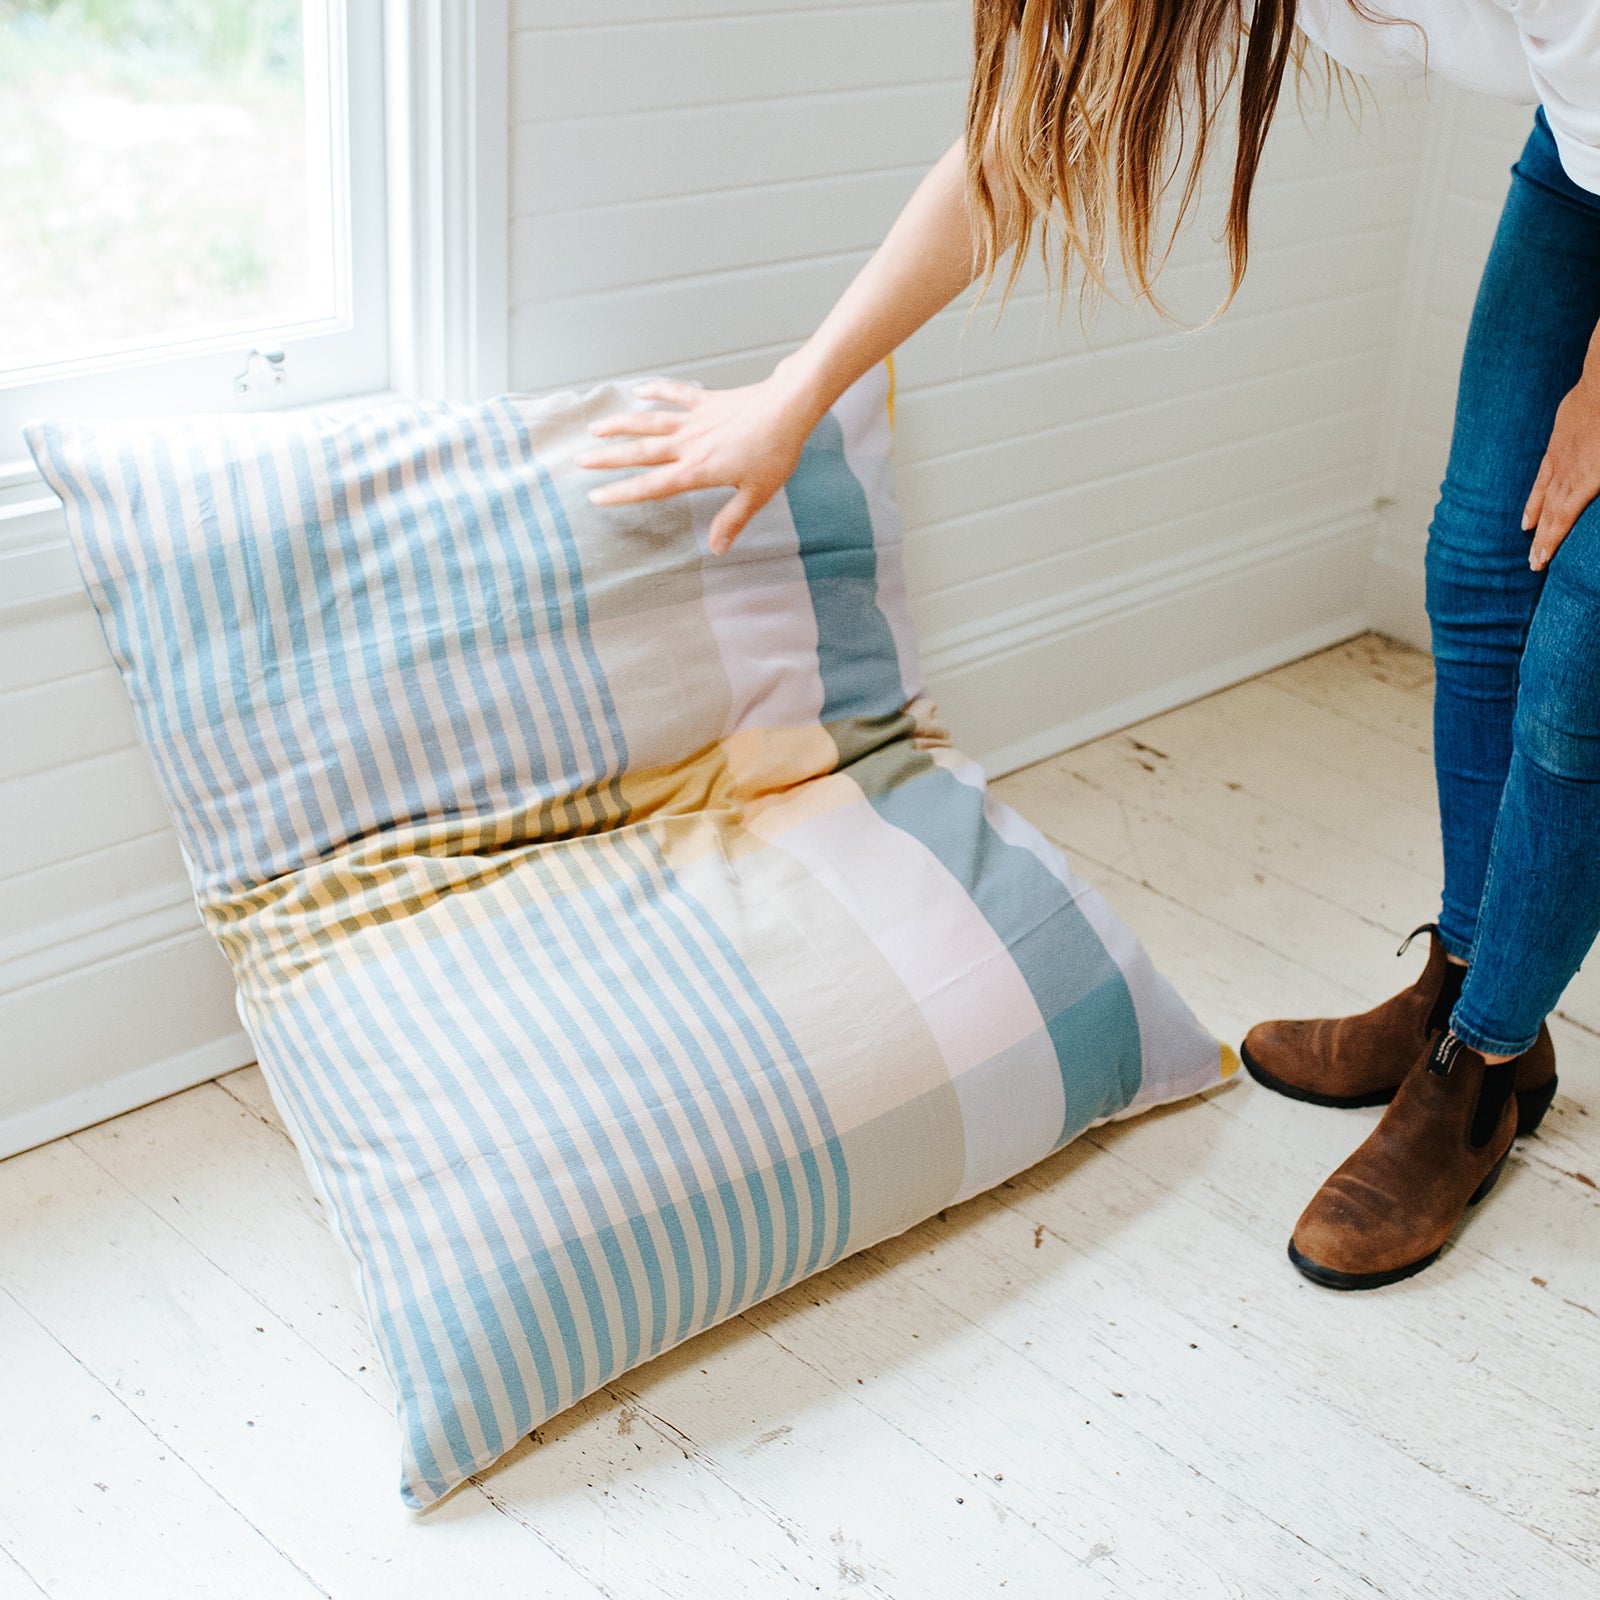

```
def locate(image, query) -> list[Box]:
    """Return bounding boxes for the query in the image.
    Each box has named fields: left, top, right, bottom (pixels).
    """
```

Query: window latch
left=234, top=347, right=287, bottom=397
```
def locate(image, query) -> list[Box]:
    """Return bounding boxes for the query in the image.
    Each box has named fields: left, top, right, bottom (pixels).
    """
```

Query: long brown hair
left=967, top=0, right=1322, bottom=317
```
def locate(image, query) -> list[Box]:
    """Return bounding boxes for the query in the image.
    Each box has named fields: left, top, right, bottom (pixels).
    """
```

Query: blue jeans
left=1429, top=108, right=1600, bottom=1057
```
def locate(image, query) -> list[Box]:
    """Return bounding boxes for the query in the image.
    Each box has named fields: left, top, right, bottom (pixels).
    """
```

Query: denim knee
left=1511, top=525, right=1600, bottom=781
left=1512, top=685, right=1600, bottom=782
left=1425, top=526, right=1536, bottom=678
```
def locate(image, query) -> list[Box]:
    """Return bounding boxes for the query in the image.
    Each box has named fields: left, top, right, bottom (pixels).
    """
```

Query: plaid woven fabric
left=28, top=364, right=1230, bottom=1507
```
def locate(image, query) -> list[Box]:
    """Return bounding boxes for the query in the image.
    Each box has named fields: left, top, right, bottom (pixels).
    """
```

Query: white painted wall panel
left=511, top=8, right=968, bottom=121
left=1368, top=86, right=1533, bottom=645
left=0, top=590, right=250, bottom=1157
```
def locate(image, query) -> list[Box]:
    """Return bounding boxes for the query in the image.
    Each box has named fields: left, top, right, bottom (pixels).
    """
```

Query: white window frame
left=0, top=0, right=508, bottom=615
left=386, top=0, right=509, bottom=404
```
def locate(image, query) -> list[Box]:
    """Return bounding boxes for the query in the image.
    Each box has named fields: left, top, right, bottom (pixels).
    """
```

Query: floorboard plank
left=1058, top=695, right=1445, bottom=880
left=0, top=1549, right=50, bottom=1600
left=1268, top=637, right=1434, bottom=747
left=876, top=1176, right=1597, bottom=1598
left=1060, top=1107, right=1600, bottom=1571
left=741, top=1239, right=1387, bottom=1597
left=0, top=1141, right=608, bottom=1600
left=997, top=743, right=1439, bottom=948
left=0, top=1290, right=324, bottom=1600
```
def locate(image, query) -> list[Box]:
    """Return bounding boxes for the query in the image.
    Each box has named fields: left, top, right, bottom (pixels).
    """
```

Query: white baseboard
left=0, top=916, right=250, bottom=1161
left=0, top=1028, right=255, bottom=1161
left=922, top=505, right=1379, bottom=776
left=1364, top=536, right=1430, bottom=652
left=974, top=612, right=1371, bottom=778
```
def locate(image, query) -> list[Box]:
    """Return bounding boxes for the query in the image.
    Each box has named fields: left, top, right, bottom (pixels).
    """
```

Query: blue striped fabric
left=26, top=365, right=1230, bottom=1507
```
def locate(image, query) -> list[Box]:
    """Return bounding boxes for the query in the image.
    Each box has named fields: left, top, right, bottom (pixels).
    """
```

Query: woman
left=576, top=1, right=1600, bottom=1291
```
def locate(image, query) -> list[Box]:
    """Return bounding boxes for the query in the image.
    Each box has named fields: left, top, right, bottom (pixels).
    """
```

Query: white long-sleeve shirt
left=1295, top=0, right=1600, bottom=193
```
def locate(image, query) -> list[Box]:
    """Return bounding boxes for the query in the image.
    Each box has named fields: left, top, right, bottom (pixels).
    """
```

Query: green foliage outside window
left=0, top=0, right=322, bottom=375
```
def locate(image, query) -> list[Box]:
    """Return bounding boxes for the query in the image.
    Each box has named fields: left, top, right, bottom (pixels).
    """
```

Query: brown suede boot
left=1241, top=924, right=1558, bottom=1135
left=1289, top=1031, right=1519, bottom=1290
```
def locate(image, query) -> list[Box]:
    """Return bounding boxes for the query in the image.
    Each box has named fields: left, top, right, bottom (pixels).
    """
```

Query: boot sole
left=1239, top=1043, right=1394, bottom=1110
left=1287, top=1147, right=1513, bottom=1292
left=1241, top=1044, right=1559, bottom=1137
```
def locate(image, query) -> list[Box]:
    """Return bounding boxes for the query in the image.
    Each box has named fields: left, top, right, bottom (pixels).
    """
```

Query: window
left=0, top=0, right=507, bottom=616
left=0, top=0, right=388, bottom=440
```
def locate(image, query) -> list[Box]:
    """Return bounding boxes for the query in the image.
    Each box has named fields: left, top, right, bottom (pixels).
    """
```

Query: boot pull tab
left=1396, top=921, right=1440, bottom=959
left=1428, top=1030, right=1465, bottom=1077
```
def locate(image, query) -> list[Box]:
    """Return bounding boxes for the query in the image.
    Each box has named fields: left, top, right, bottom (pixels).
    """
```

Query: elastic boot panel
left=1424, top=956, right=1467, bottom=1037
left=1469, top=1059, right=1516, bottom=1149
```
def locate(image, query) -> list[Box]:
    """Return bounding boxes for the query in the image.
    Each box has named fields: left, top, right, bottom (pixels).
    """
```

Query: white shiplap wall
left=1, top=3, right=1470, bottom=1154
left=0, top=561, right=249, bottom=1159
left=507, top=0, right=1433, bottom=771
left=1368, top=85, right=1535, bottom=646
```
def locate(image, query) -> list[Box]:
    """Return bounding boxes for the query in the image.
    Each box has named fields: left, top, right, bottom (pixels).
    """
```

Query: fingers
left=1530, top=491, right=1580, bottom=572
left=587, top=466, right=693, bottom=507
left=1522, top=454, right=1552, bottom=534
left=633, top=379, right=704, bottom=408
left=1522, top=375, right=1600, bottom=570
left=574, top=438, right=679, bottom=471
left=586, top=468, right=768, bottom=545
left=708, top=488, right=761, bottom=556
left=587, top=410, right=682, bottom=439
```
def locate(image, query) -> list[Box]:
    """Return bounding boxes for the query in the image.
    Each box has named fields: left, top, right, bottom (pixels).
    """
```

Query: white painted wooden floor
left=3, top=636, right=1597, bottom=1600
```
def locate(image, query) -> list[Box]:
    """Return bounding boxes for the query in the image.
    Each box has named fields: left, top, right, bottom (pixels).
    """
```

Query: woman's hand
left=576, top=363, right=826, bottom=555
left=575, top=137, right=989, bottom=555
left=1525, top=324, right=1600, bottom=572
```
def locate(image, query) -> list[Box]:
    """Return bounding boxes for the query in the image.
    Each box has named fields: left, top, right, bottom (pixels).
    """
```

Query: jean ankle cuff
left=1435, top=921, right=1475, bottom=964
left=1448, top=1005, right=1539, bottom=1060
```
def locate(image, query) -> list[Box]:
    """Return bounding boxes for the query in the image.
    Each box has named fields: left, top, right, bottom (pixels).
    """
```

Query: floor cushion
left=26, top=363, right=1233, bottom=1508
